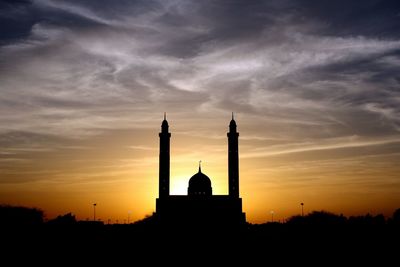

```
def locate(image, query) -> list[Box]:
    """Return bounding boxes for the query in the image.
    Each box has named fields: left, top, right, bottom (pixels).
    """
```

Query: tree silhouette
left=0, top=205, right=43, bottom=226
left=47, top=213, right=76, bottom=225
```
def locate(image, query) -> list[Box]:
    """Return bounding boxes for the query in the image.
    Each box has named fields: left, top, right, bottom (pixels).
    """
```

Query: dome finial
left=164, top=112, right=166, bottom=120
left=232, top=112, right=234, bottom=120
left=199, top=160, right=202, bottom=173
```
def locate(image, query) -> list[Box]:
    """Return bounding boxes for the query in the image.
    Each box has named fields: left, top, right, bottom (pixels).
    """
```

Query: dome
left=188, top=167, right=212, bottom=196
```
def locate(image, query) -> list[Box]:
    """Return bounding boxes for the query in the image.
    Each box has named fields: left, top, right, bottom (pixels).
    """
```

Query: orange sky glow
left=1, top=114, right=399, bottom=223
left=1, top=1, right=400, bottom=224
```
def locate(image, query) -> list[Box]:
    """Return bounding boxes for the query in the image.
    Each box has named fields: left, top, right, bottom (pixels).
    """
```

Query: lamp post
left=301, top=203, right=304, bottom=217
left=93, top=203, right=97, bottom=221
left=270, top=210, right=275, bottom=223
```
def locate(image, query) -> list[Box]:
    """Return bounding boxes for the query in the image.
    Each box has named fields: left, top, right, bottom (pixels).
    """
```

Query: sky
left=1, top=0, right=400, bottom=223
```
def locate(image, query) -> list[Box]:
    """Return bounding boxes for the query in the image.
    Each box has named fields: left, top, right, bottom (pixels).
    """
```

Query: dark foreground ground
left=2, top=221, right=399, bottom=265
left=1, top=207, right=399, bottom=264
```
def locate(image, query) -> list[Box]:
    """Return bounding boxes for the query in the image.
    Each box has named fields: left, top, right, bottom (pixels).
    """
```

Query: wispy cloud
left=242, top=136, right=400, bottom=158
left=1, top=1, right=400, bottom=218
left=129, top=145, right=156, bottom=151
left=1, top=0, right=399, bottom=141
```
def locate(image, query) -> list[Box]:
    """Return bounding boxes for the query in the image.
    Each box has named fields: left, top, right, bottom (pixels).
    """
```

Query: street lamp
left=301, top=203, right=304, bottom=217
left=270, top=210, right=275, bottom=223
left=93, top=203, right=97, bottom=221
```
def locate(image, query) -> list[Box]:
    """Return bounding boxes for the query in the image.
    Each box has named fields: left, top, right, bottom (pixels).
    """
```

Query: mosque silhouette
left=155, top=114, right=246, bottom=226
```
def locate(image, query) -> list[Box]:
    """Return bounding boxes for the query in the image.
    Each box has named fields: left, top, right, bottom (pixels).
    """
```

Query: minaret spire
left=159, top=114, right=171, bottom=198
left=228, top=114, right=239, bottom=198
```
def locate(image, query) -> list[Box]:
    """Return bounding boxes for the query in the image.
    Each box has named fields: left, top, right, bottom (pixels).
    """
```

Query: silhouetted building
left=156, top=114, right=246, bottom=226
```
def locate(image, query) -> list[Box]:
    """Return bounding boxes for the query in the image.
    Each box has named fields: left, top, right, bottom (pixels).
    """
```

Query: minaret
left=227, top=112, right=239, bottom=198
left=159, top=113, right=171, bottom=198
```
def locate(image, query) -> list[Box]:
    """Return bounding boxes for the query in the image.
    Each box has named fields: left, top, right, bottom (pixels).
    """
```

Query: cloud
left=0, top=0, right=400, bottom=162
left=241, top=135, right=400, bottom=159
left=1, top=1, right=400, bottom=223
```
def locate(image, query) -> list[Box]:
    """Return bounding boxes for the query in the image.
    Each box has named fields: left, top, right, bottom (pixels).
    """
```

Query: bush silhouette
left=47, top=213, right=76, bottom=225
left=0, top=205, right=44, bottom=226
left=390, top=208, right=400, bottom=224
left=286, top=210, right=346, bottom=225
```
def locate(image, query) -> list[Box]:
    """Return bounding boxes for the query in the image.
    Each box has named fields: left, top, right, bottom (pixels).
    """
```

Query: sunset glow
left=1, top=0, right=400, bottom=223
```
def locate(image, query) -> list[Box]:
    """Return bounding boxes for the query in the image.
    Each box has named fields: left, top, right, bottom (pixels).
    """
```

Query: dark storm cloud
left=0, top=0, right=108, bottom=45
left=0, top=0, right=35, bottom=44
left=1, top=0, right=400, bottom=220
left=0, top=0, right=399, bottom=146
left=295, top=0, right=400, bottom=38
